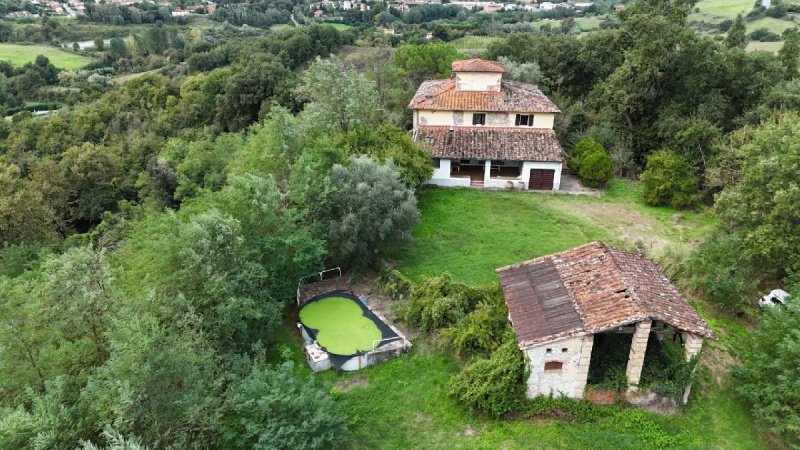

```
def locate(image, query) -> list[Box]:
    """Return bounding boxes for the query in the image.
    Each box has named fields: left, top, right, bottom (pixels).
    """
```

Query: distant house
left=409, top=58, right=565, bottom=190
left=496, top=242, right=714, bottom=400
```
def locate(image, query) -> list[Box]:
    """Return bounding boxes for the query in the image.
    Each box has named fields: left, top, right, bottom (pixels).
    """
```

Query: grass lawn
left=328, top=23, right=353, bottom=31
left=745, top=17, right=795, bottom=34
left=451, top=35, right=502, bottom=54
left=693, top=0, right=754, bottom=19
left=747, top=40, right=784, bottom=52
left=0, top=43, right=91, bottom=70
left=299, top=296, right=381, bottom=354
left=392, top=180, right=715, bottom=286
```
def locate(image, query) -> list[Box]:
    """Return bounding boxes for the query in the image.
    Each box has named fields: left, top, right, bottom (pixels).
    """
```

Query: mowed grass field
left=693, top=0, right=754, bottom=19
left=391, top=180, right=715, bottom=286
left=451, top=35, right=502, bottom=54
left=274, top=181, right=767, bottom=449
left=0, top=44, right=91, bottom=70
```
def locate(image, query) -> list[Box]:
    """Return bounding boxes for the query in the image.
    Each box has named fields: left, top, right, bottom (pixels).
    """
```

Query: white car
left=758, top=289, right=791, bottom=309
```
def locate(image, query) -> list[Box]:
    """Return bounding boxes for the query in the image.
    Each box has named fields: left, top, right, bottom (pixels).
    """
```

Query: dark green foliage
left=714, top=113, right=800, bottom=277
left=449, top=335, right=528, bottom=418
left=339, top=124, right=434, bottom=188
left=724, top=14, right=747, bottom=49
left=587, top=333, right=631, bottom=391
left=404, top=273, right=492, bottom=332
left=732, top=301, right=800, bottom=447
left=220, top=359, right=347, bottom=450
left=640, top=150, right=699, bottom=209
left=577, top=144, right=614, bottom=188
left=640, top=335, right=697, bottom=399
left=687, top=229, right=759, bottom=310
left=393, top=43, right=463, bottom=88
left=779, top=28, right=800, bottom=79
left=328, top=157, right=420, bottom=269
left=442, top=288, right=509, bottom=357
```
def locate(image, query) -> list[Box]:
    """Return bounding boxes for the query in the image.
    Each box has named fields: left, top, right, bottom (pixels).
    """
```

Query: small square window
left=432, top=158, right=440, bottom=168
left=561, top=348, right=568, bottom=353
left=472, top=113, right=486, bottom=125
left=545, top=348, right=552, bottom=354
left=515, top=114, right=534, bottom=127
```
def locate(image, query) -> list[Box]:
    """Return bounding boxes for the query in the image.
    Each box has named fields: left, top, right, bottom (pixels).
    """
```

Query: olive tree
left=328, top=157, right=420, bottom=269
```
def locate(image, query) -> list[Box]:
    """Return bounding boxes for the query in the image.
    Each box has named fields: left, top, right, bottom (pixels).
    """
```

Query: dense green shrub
left=569, top=138, right=604, bottom=171
left=404, top=274, right=492, bottom=332
left=687, top=229, right=759, bottom=310
left=328, top=157, right=420, bottom=269
left=220, top=359, right=347, bottom=450
left=640, top=150, right=699, bottom=209
left=449, top=335, right=528, bottom=418
left=732, top=300, right=800, bottom=448
left=442, top=288, right=509, bottom=357
left=379, top=268, right=415, bottom=301
left=578, top=147, right=614, bottom=188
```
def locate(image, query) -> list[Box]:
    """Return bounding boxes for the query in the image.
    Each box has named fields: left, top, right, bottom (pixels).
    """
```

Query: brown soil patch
left=585, top=388, right=616, bottom=405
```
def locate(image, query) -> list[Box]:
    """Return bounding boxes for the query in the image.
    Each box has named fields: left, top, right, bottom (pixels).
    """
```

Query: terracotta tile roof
left=496, top=242, right=715, bottom=349
left=452, top=58, right=506, bottom=73
left=408, top=80, right=560, bottom=113
left=414, top=126, right=565, bottom=162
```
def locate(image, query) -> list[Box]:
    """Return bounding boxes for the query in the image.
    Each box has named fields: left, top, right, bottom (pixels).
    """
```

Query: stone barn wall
left=524, top=334, right=594, bottom=399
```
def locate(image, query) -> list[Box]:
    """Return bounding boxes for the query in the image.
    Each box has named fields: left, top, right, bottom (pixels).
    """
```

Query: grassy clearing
left=0, top=43, right=91, bottom=70
left=745, top=17, right=795, bottom=34
left=328, top=23, right=353, bottom=31
left=392, top=180, right=715, bottom=286
left=746, top=40, right=784, bottom=52
left=693, top=0, right=754, bottom=19
left=299, top=296, right=381, bottom=354
left=451, top=35, right=501, bottom=54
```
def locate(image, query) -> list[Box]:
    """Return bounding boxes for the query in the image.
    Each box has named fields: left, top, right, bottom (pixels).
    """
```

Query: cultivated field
left=0, top=43, right=91, bottom=70
left=451, top=35, right=501, bottom=54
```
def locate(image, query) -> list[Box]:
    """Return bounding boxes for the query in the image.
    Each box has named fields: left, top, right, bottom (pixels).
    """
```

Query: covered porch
left=449, top=159, right=523, bottom=188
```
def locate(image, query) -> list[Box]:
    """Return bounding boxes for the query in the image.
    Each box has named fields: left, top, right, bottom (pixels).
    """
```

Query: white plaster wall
left=524, top=334, right=594, bottom=399
left=532, top=113, right=555, bottom=129
left=431, top=158, right=451, bottom=179
left=415, top=111, right=555, bottom=130
left=455, top=72, right=502, bottom=91
left=427, top=159, right=472, bottom=187
left=521, top=161, right=563, bottom=190
left=418, top=110, right=453, bottom=126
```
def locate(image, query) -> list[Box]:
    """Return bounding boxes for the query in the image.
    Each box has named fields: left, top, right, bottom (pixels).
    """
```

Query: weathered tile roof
left=414, top=126, right=565, bottom=162
left=452, top=58, right=506, bottom=73
left=496, top=242, right=715, bottom=349
left=408, top=79, right=560, bottom=113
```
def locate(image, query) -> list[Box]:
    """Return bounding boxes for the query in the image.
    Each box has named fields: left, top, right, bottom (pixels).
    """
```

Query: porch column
left=683, top=333, right=703, bottom=361
left=484, top=160, right=491, bottom=184
left=682, top=332, right=704, bottom=403
left=574, top=335, right=594, bottom=398
left=625, top=320, right=651, bottom=391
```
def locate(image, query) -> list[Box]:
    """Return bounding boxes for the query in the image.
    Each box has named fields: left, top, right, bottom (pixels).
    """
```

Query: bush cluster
left=448, top=335, right=528, bottom=418
left=640, top=150, right=699, bottom=209
left=404, top=274, right=492, bottom=332
left=570, top=139, right=614, bottom=187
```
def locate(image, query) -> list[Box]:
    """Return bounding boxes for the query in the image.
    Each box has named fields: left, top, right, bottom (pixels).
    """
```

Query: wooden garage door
left=529, top=169, right=555, bottom=190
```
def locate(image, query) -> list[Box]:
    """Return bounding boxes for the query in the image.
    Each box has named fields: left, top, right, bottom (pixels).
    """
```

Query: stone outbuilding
left=496, top=241, right=714, bottom=400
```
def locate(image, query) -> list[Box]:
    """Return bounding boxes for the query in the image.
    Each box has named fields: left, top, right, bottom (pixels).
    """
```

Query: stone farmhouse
left=496, top=242, right=714, bottom=401
left=409, top=58, right=565, bottom=190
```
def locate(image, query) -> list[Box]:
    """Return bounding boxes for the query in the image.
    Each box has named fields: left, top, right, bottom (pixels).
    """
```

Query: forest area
left=0, top=0, right=799, bottom=448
